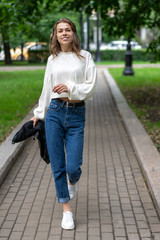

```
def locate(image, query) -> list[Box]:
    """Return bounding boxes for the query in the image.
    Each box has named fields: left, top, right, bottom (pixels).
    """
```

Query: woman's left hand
left=53, top=84, right=68, bottom=94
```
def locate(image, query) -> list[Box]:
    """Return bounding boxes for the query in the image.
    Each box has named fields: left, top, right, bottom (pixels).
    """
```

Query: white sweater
left=34, top=50, right=97, bottom=120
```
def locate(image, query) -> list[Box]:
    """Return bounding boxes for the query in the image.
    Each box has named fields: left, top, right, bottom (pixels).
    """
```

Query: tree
left=26, top=10, right=81, bottom=43
left=0, top=0, right=56, bottom=64
left=59, top=0, right=160, bottom=60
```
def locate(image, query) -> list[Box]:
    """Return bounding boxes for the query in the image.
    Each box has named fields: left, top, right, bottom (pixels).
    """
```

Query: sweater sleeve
left=66, top=52, right=97, bottom=100
left=33, top=57, right=52, bottom=120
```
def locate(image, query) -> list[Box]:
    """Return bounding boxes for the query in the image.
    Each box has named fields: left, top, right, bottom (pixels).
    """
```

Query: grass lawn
left=0, top=70, right=44, bottom=143
left=109, top=67, right=160, bottom=152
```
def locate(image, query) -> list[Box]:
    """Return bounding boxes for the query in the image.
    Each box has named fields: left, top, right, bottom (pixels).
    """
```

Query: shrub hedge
left=91, top=49, right=155, bottom=62
left=28, top=49, right=49, bottom=63
left=28, top=49, right=155, bottom=63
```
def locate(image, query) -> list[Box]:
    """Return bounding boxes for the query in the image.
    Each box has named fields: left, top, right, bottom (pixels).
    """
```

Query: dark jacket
left=12, top=120, right=50, bottom=164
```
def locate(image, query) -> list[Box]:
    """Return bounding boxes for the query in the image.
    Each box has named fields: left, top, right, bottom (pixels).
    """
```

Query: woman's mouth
left=62, top=37, right=69, bottom=41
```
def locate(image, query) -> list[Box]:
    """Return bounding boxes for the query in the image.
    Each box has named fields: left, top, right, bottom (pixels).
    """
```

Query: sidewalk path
left=0, top=63, right=160, bottom=72
left=0, top=69, right=160, bottom=240
left=0, top=66, right=45, bottom=71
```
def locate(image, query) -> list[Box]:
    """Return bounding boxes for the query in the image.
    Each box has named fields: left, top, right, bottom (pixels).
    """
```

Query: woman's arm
left=66, top=53, right=97, bottom=100
left=33, top=57, right=52, bottom=120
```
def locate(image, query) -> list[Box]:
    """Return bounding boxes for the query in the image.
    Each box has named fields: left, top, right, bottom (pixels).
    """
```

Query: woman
left=30, top=18, right=97, bottom=230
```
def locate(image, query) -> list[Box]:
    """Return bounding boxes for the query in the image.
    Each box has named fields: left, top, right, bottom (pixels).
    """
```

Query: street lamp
left=123, top=37, right=134, bottom=75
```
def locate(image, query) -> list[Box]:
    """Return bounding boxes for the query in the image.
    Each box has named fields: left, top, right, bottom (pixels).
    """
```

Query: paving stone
left=88, top=227, right=100, bottom=236
left=37, top=223, right=50, bottom=232
left=11, top=224, right=25, bottom=233
left=50, top=226, right=62, bottom=235
left=5, top=214, right=17, bottom=221
left=154, top=233, right=160, bottom=240
left=101, top=224, right=113, bottom=233
left=147, top=217, right=160, bottom=224
left=35, top=232, right=48, bottom=240
left=137, top=220, right=149, bottom=229
left=75, top=232, right=87, bottom=240
left=115, top=238, right=127, bottom=240
left=0, top=229, right=12, bottom=237
left=150, top=224, right=160, bottom=232
left=9, top=231, right=23, bottom=240
left=114, top=228, right=126, bottom=237
left=101, top=232, right=114, bottom=240
left=88, top=237, right=100, bottom=240
left=62, top=230, right=75, bottom=238
left=139, top=229, right=152, bottom=238
left=128, top=233, right=140, bottom=240
left=126, top=225, right=138, bottom=233
left=2, top=221, right=14, bottom=229
left=23, top=227, right=37, bottom=237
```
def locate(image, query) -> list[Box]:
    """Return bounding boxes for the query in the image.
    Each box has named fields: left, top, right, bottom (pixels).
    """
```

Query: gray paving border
left=103, top=69, right=160, bottom=217
left=0, top=66, right=45, bottom=71
left=0, top=63, right=160, bottom=72
left=0, top=108, right=34, bottom=186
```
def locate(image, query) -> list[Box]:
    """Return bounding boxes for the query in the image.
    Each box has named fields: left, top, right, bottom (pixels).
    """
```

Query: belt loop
left=61, top=101, right=65, bottom=108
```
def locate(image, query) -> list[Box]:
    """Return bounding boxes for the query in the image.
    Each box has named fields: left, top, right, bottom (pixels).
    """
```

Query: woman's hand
left=53, top=84, right=68, bottom=95
left=30, top=116, right=39, bottom=127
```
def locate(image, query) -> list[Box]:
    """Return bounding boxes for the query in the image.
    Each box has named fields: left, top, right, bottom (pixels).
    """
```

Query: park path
left=0, top=63, right=160, bottom=72
left=0, top=68, right=160, bottom=240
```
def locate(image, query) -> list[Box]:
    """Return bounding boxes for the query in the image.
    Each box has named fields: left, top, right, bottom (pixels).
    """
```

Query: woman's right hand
left=30, top=116, right=39, bottom=127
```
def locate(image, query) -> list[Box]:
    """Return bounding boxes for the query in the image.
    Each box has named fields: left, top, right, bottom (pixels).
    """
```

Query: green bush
left=28, top=49, right=50, bottom=63
left=28, top=49, right=155, bottom=63
left=91, top=49, right=155, bottom=62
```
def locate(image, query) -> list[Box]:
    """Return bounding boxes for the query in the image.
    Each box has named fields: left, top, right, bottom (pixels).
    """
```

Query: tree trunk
left=2, top=30, right=12, bottom=65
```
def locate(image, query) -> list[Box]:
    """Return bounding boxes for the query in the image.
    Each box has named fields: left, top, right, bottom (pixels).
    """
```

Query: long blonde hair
left=49, top=18, right=83, bottom=58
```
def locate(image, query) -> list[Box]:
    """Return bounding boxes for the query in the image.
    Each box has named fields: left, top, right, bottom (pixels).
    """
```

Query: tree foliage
left=0, top=0, right=57, bottom=64
left=59, top=0, right=160, bottom=60
left=1, top=0, right=160, bottom=63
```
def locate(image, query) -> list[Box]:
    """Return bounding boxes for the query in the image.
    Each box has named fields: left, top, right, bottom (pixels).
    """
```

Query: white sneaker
left=68, top=182, right=79, bottom=200
left=61, top=211, right=75, bottom=230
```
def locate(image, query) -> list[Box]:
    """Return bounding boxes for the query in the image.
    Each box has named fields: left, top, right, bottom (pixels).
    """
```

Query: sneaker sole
left=61, top=223, right=75, bottom=230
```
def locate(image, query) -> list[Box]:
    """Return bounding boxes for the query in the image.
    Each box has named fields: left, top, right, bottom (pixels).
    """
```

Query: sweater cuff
left=66, top=81, right=75, bottom=98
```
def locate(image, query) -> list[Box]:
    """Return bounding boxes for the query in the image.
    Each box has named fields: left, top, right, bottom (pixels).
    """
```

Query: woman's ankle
left=62, top=202, right=71, bottom=213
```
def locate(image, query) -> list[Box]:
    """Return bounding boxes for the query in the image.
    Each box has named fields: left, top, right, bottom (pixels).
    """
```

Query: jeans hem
left=58, top=196, right=70, bottom=203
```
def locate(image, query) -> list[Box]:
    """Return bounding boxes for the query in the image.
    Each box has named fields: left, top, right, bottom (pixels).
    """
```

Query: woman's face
left=56, top=22, right=74, bottom=50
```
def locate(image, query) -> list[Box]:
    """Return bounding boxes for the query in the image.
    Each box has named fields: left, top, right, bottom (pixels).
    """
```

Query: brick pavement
left=0, top=68, right=160, bottom=240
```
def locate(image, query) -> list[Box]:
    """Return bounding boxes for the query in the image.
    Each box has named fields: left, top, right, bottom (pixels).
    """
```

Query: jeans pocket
left=48, top=102, right=61, bottom=112
left=74, top=106, right=85, bottom=116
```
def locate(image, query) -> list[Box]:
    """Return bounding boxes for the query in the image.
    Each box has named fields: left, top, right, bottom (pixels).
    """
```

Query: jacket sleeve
left=66, top=52, right=97, bottom=100
left=33, top=57, right=52, bottom=120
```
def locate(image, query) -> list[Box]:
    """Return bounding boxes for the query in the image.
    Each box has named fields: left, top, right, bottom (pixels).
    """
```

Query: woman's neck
left=61, top=45, right=72, bottom=52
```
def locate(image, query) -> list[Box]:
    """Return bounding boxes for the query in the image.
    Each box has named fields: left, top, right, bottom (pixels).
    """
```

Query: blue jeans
left=45, top=99, right=85, bottom=203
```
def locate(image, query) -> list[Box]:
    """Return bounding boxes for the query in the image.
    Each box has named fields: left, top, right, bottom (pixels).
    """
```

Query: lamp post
left=123, top=37, right=134, bottom=75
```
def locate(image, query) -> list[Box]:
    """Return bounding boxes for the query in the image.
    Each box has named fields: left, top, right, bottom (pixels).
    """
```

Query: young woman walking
left=30, top=18, right=97, bottom=230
